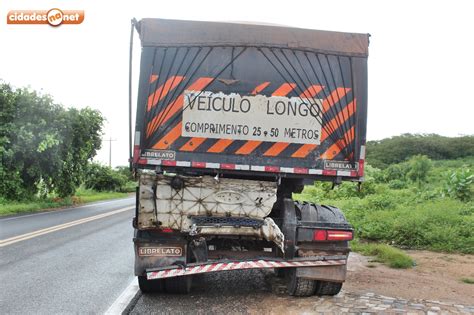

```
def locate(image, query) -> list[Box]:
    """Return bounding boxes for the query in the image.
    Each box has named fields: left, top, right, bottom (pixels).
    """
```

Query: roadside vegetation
left=351, top=241, right=414, bottom=269
left=461, top=278, right=474, bottom=284
left=0, top=81, right=136, bottom=216
left=0, top=188, right=129, bottom=216
left=296, top=135, right=474, bottom=268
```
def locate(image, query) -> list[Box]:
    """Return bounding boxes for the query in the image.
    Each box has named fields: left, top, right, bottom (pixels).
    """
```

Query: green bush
left=84, top=163, right=128, bottom=192
left=295, top=157, right=474, bottom=254
left=388, top=179, right=407, bottom=189
left=115, top=166, right=135, bottom=181
left=365, top=164, right=385, bottom=183
left=383, top=164, right=407, bottom=182
left=356, top=211, right=396, bottom=241
left=445, top=168, right=473, bottom=202
left=406, top=155, right=432, bottom=184
left=364, top=194, right=396, bottom=210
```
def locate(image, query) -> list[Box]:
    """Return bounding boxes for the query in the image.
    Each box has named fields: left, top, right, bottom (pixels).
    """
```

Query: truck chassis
left=133, top=173, right=353, bottom=297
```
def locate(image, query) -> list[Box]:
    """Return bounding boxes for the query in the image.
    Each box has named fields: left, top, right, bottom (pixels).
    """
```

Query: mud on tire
left=314, top=281, right=343, bottom=296
left=286, top=269, right=316, bottom=297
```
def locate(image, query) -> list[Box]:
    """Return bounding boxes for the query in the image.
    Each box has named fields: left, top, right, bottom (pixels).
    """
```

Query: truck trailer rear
left=130, top=18, right=369, bottom=296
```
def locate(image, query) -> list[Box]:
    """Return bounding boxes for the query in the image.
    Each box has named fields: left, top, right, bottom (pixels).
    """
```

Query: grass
left=461, top=278, right=474, bottom=284
left=0, top=188, right=131, bottom=216
left=297, top=191, right=474, bottom=254
left=294, top=158, right=474, bottom=254
left=74, top=188, right=130, bottom=203
left=351, top=240, right=415, bottom=269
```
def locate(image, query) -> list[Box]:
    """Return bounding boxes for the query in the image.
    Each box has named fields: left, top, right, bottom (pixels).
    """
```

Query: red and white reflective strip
left=358, top=145, right=366, bottom=177
left=147, top=258, right=347, bottom=280
left=132, top=132, right=141, bottom=164
left=139, top=159, right=359, bottom=177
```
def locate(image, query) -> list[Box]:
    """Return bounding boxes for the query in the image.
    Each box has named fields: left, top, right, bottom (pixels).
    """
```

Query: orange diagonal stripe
left=152, top=122, right=182, bottom=150
left=262, top=83, right=297, bottom=156
left=235, top=141, right=262, bottom=155
left=146, top=77, right=213, bottom=138
left=251, top=82, right=270, bottom=95
left=147, top=76, right=185, bottom=112
left=180, top=137, right=206, bottom=152
left=263, top=142, right=290, bottom=157
left=291, top=144, right=317, bottom=158
left=272, top=83, right=296, bottom=96
left=320, top=126, right=355, bottom=160
left=321, top=87, right=350, bottom=112
left=299, top=85, right=323, bottom=98
left=291, top=91, right=355, bottom=159
left=149, top=74, right=158, bottom=83
left=154, top=77, right=214, bottom=149
left=208, top=139, right=233, bottom=153
left=322, top=100, right=357, bottom=141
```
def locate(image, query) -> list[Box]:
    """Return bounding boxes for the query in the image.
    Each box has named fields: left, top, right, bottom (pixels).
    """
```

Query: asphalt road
left=128, top=269, right=278, bottom=314
left=0, top=197, right=136, bottom=314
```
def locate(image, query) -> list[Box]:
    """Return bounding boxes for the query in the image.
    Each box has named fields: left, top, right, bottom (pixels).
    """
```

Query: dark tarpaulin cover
left=137, top=18, right=369, bottom=57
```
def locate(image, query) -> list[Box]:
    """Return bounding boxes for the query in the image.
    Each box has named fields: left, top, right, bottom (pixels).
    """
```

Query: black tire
left=286, top=269, right=316, bottom=297
left=138, top=276, right=164, bottom=293
left=314, top=281, right=343, bottom=296
left=164, top=276, right=192, bottom=294
left=275, top=268, right=286, bottom=278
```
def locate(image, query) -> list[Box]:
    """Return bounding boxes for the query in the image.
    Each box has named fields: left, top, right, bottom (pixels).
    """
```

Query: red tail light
left=313, top=230, right=327, bottom=241
left=313, top=229, right=353, bottom=241
left=160, top=228, right=174, bottom=233
left=327, top=230, right=353, bottom=241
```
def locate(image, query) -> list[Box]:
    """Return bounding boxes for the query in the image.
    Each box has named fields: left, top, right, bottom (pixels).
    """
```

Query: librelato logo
left=7, top=9, right=84, bottom=26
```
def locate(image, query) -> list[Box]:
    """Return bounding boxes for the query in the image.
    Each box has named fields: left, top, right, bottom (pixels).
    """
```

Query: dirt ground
left=129, top=251, right=474, bottom=314
left=345, top=250, right=474, bottom=305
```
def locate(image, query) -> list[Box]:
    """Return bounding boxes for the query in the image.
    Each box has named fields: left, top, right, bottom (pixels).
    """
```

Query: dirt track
left=346, top=250, right=474, bottom=305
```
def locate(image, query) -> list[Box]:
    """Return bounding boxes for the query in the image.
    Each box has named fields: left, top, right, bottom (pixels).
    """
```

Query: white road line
left=0, top=197, right=134, bottom=222
left=104, top=278, right=139, bottom=315
left=0, top=206, right=134, bottom=247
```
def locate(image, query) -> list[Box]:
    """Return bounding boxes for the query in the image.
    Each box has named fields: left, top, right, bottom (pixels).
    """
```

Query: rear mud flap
left=296, top=264, right=347, bottom=282
left=134, top=242, right=187, bottom=276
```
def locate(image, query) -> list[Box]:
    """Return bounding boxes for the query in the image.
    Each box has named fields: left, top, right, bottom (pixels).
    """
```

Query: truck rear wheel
left=164, top=276, right=192, bottom=294
left=138, top=276, right=164, bottom=293
left=286, top=268, right=316, bottom=297
left=314, top=281, right=343, bottom=296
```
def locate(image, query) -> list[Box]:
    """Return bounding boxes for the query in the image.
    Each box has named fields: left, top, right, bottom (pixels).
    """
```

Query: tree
left=0, top=81, right=104, bottom=199
left=366, top=134, right=474, bottom=168
left=84, top=163, right=127, bottom=192
left=54, top=108, right=104, bottom=197
left=115, top=165, right=134, bottom=181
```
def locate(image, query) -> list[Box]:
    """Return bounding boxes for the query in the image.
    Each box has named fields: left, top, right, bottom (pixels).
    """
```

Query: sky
left=1, top=0, right=473, bottom=167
